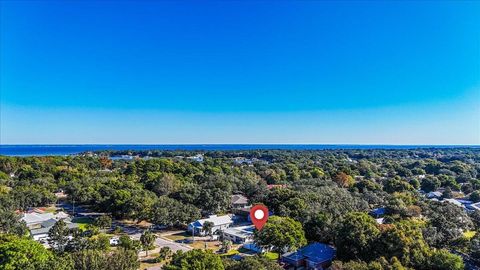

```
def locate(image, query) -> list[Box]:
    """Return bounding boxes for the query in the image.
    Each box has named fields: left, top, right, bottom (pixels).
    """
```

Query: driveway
left=130, top=232, right=191, bottom=253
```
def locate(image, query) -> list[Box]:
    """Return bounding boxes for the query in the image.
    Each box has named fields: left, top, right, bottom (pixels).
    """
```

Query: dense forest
left=0, top=148, right=480, bottom=269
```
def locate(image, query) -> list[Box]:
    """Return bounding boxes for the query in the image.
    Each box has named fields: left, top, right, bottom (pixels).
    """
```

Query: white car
left=109, top=237, right=120, bottom=246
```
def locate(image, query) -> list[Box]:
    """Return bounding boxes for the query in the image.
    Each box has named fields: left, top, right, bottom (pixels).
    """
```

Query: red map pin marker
left=250, top=204, right=269, bottom=231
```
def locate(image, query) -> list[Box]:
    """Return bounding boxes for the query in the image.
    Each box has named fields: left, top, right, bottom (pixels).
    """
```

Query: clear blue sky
left=1, top=1, right=479, bottom=144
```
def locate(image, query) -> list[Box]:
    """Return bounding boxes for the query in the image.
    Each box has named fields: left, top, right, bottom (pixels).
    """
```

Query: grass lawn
left=72, top=217, right=94, bottom=230
left=219, top=249, right=239, bottom=257
left=189, top=240, right=221, bottom=251
left=164, top=232, right=190, bottom=242
left=263, top=252, right=279, bottom=260
left=464, top=230, right=476, bottom=239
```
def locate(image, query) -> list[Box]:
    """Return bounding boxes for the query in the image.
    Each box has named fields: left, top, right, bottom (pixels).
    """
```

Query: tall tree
left=48, top=219, right=71, bottom=254
left=163, top=249, right=224, bottom=270
left=254, top=216, right=307, bottom=259
left=140, top=230, right=156, bottom=257
left=335, top=212, right=380, bottom=261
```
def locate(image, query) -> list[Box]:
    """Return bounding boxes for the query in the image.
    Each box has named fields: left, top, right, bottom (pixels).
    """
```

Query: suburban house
left=369, top=207, right=386, bottom=224
left=30, top=219, right=78, bottom=242
left=21, top=211, right=77, bottom=241
left=187, top=154, right=204, bottom=162
left=426, top=191, right=443, bottom=199
left=188, top=215, right=233, bottom=236
left=231, top=194, right=249, bottom=209
left=223, top=225, right=254, bottom=244
left=281, top=243, right=336, bottom=270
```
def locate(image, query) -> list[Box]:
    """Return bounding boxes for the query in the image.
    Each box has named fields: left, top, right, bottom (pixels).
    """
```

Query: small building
left=187, top=154, right=204, bottom=162
left=369, top=207, right=386, bottom=218
left=30, top=219, right=78, bottom=242
left=22, top=211, right=70, bottom=229
left=231, top=194, right=249, bottom=209
left=426, top=191, right=443, bottom=199
left=223, top=225, right=254, bottom=244
left=187, top=215, right=233, bottom=236
left=281, top=243, right=336, bottom=270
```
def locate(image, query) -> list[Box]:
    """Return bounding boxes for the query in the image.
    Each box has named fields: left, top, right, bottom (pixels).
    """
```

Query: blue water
left=0, top=144, right=478, bottom=156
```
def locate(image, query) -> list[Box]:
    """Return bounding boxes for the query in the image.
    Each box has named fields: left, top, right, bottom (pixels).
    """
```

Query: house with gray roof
left=231, top=194, right=249, bottom=209
left=187, top=215, right=233, bottom=236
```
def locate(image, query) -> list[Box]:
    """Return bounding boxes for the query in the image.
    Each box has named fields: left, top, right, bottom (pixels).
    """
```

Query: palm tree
left=140, top=230, right=157, bottom=257
left=202, top=221, right=214, bottom=240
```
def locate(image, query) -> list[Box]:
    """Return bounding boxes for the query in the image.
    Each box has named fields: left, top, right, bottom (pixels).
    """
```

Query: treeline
left=0, top=149, right=479, bottom=269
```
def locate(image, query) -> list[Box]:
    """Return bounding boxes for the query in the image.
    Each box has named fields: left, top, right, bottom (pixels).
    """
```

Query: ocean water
left=0, top=144, right=478, bottom=156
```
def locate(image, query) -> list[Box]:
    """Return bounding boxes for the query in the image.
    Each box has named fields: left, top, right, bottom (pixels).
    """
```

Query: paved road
left=131, top=232, right=191, bottom=253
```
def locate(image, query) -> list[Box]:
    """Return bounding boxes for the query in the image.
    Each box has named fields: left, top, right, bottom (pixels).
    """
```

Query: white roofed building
left=188, top=215, right=233, bottom=236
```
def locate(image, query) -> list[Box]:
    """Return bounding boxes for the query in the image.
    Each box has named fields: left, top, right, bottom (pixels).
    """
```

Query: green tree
left=254, top=216, right=307, bottom=259
left=118, top=235, right=141, bottom=252
left=48, top=219, right=70, bottom=253
left=163, top=249, right=224, bottom=270
left=106, top=249, right=139, bottom=270
left=224, top=255, right=283, bottom=270
left=140, top=230, right=156, bottom=257
left=93, top=215, right=112, bottom=231
left=202, top=221, right=214, bottom=238
left=421, top=176, right=441, bottom=192
left=71, top=249, right=107, bottom=270
left=155, top=246, right=173, bottom=262
left=428, top=249, right=464, bottom=270
left=304, top=212, right=332, bottom=243
left=151, top=196, right=201, bottom=227
left=0, top=235, right=54, bottom=270
left=469, top=190, right=480, bottom=203
left=87, top=233, right=110, bottom=251
left=335, top=212, right=380, bottom=261
left=0, top=209, right=28, bottom=236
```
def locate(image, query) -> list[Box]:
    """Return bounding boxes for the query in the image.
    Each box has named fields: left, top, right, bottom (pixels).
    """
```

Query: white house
left=222, top=225, right=254, bottom=244
left=426, top=191, right=443, bottom=199
left=21, top=211, right=77, bottom=241
left=187, top=154, right=204, bottom=162
left=188, top=215, right=233, bottom=236
left=29, top=219, right=78, bottom=241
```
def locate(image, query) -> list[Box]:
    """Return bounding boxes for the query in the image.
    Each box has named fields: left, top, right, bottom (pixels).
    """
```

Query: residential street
left=130, top=232, right=191, bottom=253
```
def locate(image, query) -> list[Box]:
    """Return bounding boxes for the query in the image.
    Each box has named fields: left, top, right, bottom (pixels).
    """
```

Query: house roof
left=231, top=194, right=248, bottom=205
left=282, top=243, right=335, bottom=264
left=22, top=211, right=72, bottom=225
left=30, top=219, right=78, bottom=236
left=370, top=207, right=386, bottom=216
left=190, top=215, right=233, bottom=228
left=443, top=199, right=463, bottom=207
left=223, top=225, right=254, bottom=239
left=428, top=191, right=443, bottom=197
left=22, top=212, right=56, bottom=224
left=469, top=202, right=480, bottom=211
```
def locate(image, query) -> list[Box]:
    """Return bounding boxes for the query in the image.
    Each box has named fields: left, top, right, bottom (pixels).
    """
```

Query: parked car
left=109, top=236, right=119, bottom=246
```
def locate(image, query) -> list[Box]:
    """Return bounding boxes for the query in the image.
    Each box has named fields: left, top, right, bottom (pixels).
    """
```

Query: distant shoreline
left=1, top=144, right=479, bottom=157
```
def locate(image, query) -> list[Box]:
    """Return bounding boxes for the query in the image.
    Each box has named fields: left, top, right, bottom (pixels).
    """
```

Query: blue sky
left=1, top=1, right=479, bottom=144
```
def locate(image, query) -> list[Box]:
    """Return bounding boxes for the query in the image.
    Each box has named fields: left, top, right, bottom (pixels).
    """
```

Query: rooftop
left=190, top=215, right=233, bottom=228
left=283, top=243, right=336, bottom=264
left=231, top=194, right=248, bottom=205
left=223, top=225, right=255, bottom=239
